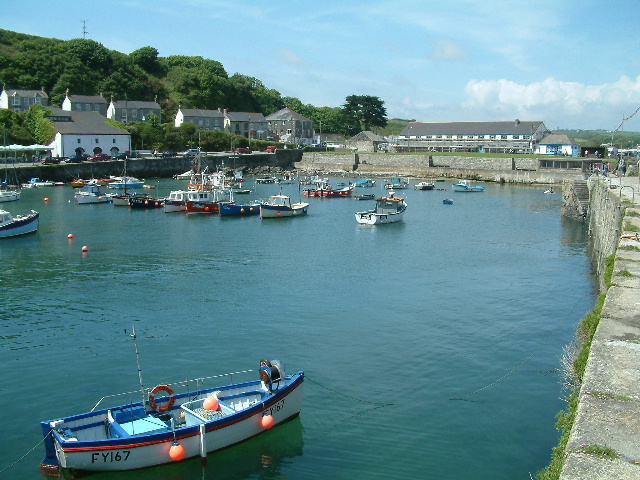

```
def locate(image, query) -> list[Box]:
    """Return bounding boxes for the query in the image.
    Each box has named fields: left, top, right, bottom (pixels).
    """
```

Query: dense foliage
left=0, top=28, right=394, bottom=147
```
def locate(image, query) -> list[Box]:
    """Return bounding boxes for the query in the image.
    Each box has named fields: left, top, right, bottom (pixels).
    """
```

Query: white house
left=46, top=108, right=131, bottom=158
left=0, top=86, right=49, bottom=112
left=175, top=107, right=225, bottom=130
left=534, top=133, right=580, bottom=157
left=62, top=92, right=108, bottom=116
left=107, top=97, right=162, bottom=124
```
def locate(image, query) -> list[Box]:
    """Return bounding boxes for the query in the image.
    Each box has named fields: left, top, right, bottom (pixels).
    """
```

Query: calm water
left=0, top=177, right=596, bottom=480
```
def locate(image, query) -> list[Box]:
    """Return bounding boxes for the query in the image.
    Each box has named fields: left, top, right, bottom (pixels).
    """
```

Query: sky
left=2, top=0, right=640, bottom=132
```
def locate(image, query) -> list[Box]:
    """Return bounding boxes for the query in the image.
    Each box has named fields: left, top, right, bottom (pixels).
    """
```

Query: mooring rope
left=0, top=429, right=53, bottom=474
left=449, top=294, right=584, bottom=400
left=306, top=376, right=395, bottom=406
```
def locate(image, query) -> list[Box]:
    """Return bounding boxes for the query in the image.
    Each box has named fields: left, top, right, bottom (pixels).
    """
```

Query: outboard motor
left=259, top=359, right=285, bottom=392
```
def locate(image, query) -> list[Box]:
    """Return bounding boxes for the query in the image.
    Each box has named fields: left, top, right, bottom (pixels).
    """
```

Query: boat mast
left=128, top=326, right=147, bottom=409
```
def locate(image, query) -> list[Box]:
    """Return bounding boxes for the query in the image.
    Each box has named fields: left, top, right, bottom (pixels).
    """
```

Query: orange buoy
left=82, top=246, right=88, bottom=252
left=261, top=415, right=275, bottom=430
left=203, top=397, right=219, bottom=411
left=44, top=197, right=49, bottom=202
left=169, top=443, right=186, bottom=461
left=68, top=234, right=74, bottom=239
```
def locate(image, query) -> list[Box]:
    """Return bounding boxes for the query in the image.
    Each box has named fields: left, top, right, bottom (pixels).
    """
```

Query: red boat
left=185, top=190, right=229, bottom=214
left=303, top=181, right=353, bottom=197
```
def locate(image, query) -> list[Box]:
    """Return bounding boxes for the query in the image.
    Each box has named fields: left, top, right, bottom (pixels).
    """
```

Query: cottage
left=224, top=111, right=267, bottom=139
left=535, top=133, right=580, bottom=157
left=62, top=92, right=108, bottom=116
left=0, top=86, right=49, bottom=112
left=107, top=97, right=162, bottom=124
left=346, top=131, right=388, bottom=152
left=45, top=108, right=131, bottom=158
left=394, top=120, right=547, bottom=154
left=174, top=107, right=224, bottom=130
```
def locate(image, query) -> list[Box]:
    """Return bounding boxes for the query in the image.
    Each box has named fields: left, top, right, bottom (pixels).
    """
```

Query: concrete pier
left=561, top=175, right=640, bottom=479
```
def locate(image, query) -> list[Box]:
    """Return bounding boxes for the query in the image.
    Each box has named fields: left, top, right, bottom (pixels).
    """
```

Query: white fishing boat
left=38, top=328, right=304, bottom=475
left=74, top=184, right=113, bottom=204
left=21, top=178, right=54, bottom=188
left=414, top=181, right=435, bottom=190
left=164, top=190, right=191, bottom=212
left=0, top=189, right=20, bottom=202
left=355, top=192, right=407, bottom=225
left=0, top=208, right=39, bottom=238
left=452, top=180, right=484, bottom=192
left=384, top=177, right=409, bottom=189
left=260, top=194, right=309, bottom=218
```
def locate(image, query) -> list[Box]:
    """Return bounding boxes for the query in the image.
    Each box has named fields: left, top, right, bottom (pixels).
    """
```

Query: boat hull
left=219, top=202, right=261, bottom=216
left=164, top=200, right=186, bottom=212
left=355, top=210, right=405, bottom=224
left=303, top=188, right=353, bottom=197
left=41, top=372, right=304, bottom=473
left=0, top=211, right=39, bottom=238
left=260, top=203, right=308, bottom=218
left=0, top=191, right=20, bottom=202
left=129, top=197, right=164, bottom=209
left=75, top=194, right=112, bottom=204
left=185, top=201, right=220, bottom=214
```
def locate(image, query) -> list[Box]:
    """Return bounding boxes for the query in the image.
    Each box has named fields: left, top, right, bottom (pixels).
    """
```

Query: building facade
left=46, top=108, right=131, bottom=158
left=0, top=86, right=49, bottom=112
left=62, top=93, right=108, bottom=116
left=107, top=98, right=162, bottom=124
left=224, top=111, right=268, bottom=139
left=394, top=120, right=548, bottom=154
left=175, top=107, right=225, bottom=130
left=266, top=108, right=314, bottom=145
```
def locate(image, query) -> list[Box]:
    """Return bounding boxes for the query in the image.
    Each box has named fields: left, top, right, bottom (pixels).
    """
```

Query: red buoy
left=261, top=415, right=275, bottom=430
left=203, top=397, right=219, bottom=411
left=169, top=443, right=186, bottom=461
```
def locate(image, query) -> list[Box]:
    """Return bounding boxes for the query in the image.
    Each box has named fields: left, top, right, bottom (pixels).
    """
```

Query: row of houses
left=0, top=87, right=315, bottom=145
left=1, top=86, right=582, bottom=157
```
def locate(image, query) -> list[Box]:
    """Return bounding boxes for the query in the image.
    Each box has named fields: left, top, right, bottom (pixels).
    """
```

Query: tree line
left=0, top=29, right=388, bottom=150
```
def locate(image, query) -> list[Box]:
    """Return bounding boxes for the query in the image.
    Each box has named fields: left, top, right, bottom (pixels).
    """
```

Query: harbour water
left=0, top=177, right=596, bottom=479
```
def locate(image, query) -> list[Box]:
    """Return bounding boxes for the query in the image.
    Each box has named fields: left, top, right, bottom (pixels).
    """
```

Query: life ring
left=149, top=384, right=176, bottom=412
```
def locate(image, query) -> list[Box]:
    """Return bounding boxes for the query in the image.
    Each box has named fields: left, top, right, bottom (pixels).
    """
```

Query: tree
left=342, top=95, right=387, bottom=135
left=129, top=47, right=160, bottom=73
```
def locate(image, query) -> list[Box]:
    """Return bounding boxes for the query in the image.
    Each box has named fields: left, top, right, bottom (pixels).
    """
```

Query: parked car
left=68, top=154, right=88, bottom=163
left=41, top=156, right=62, bottom=165
left=87, top=153, right=111, bottom=162
left=237, top=147, right=252, bottom=154
left=112, top=153, right=128, bottom=160
left=266, top=146, right=277, bottom=153
left=182, top=149, right=200, bottom=157
left=161, top=151, right=178, bottom=158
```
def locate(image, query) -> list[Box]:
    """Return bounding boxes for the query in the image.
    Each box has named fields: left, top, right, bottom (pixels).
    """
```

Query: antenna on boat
left=125, top=326, right=147, bottom=410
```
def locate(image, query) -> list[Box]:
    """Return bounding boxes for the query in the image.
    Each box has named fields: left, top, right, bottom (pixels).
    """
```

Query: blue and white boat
left=452, top=180, right=484, bottom=192
left=260, top=193, right=309, bottom=218
left=355, top=192, right=407, bottom=224
left=384, top=177, right=409, bottom=189
left=0, top=208, right=38, bottom=238
left=39, top=331, right=304, bottom=475
left=74, top=184, right=113, bottom=204
left=353, top=178, right=376, bottom=188
left=219, top=199, right=262, bottom=216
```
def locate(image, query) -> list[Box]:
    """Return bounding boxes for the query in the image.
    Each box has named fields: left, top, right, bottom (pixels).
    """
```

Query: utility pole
left=82, top=20, right=88, bottom=39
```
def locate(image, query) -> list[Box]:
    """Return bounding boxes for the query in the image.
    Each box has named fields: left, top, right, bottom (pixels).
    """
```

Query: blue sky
left=3, top=0, right=640, bottom=131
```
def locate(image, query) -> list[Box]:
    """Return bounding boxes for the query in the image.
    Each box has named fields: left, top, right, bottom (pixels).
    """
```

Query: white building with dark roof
left=534, top=133, right=580, bottom=157
left=62, top=92, right=108, bottom=116
left=107, top=97, right=162, bottom=124
left=395, top=120, right=548, bottom=153
left=174, top=107, right=225, bottom=130
left=45, top=108, right=131, bottom=158
left=0, top=86, right=49, bottom=112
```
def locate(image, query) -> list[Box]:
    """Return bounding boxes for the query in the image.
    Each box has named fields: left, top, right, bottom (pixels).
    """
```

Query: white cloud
left=430, top=39, right=467, bottom=61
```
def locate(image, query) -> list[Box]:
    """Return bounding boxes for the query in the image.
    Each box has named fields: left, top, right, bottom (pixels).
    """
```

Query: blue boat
left=443, top=199, right=454, bottom=204
left=219, top=200, right=262, bottom=216
left=353, top=178, right=376, bottom=187
left=452, top=180, right=484, bottom=192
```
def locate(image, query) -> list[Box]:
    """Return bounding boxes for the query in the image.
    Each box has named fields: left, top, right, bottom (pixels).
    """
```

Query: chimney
left=515, top=119, right=520, bottom=125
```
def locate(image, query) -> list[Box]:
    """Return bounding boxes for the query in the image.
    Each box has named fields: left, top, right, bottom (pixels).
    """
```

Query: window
left=490, top=135, right=496, bottom=139
left=34, top=97, right=41, bottom=105
left=95, top=105, right=101, bottom=111
left=23, top=98, right=30, bottom=106
left=113, top=139, right=116, bottom=143
left=132, top=110, right=137, bottom=118
left=85, top=104, right=91, bottom=111
left=513, top=135, right=520, bottom=139
left=11, top=96, right=19, bottom=106
left=96, top=138, right=99, bottom=144
left=501, top=135, right=507, bottom=140
left=76, top=104, right=82, bottom=110
left=287, top=129, right=292, bottom=135
left=78, top=138, right=81, bottom=143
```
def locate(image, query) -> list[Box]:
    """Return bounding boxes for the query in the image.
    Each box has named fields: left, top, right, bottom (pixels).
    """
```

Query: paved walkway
left=561, top=174, right=640, bottom=479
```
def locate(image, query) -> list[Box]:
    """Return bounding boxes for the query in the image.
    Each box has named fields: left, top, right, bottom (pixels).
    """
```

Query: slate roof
left=538, top=133, right=577, bottom=145
left=181, top=108, right=224, bottom=118
left=400, top=120, right=545, bottom=136
left=111, top=100, right=160, bottom=109
left=226, top=112, right=267, bottom=122
left=265, top=108, right=311, bottom=122
left=47, top=108, right=129, bottom=135
left=349, top=131, right=386, bottom=142
left=3, top=88, right=48, bottom=99
left=67, top=95, right=107, bottom=104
